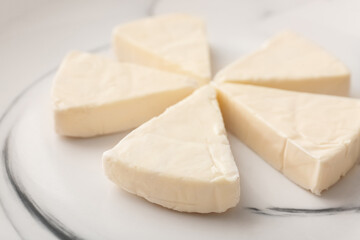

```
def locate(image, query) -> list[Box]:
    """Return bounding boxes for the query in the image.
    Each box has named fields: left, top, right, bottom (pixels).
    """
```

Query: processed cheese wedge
left=113, top=14, right=211, bottom=85
left=103, top=86, right=240, bottom=213
left=215, top=32, right=350, bottom=96
left=216, top=83, right=360, bottom=195
left=52, top=51, right=197, bottom=137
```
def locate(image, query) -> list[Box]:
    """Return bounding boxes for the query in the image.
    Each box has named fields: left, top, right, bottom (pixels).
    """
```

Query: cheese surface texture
left=216, top=83, right=360, bottom=194
left=52, top=51, right=197, bottom=137
left=103, top=86, right=240, bottom=213
left=215, top=32, right=350, bottom=96
left=113, top=14, right=211, bottom=85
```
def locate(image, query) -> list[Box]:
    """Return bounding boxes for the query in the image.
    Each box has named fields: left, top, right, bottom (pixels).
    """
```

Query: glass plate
left=1, top=0, right=360, bottom=239
left=1, top=46, right=360, bottom=240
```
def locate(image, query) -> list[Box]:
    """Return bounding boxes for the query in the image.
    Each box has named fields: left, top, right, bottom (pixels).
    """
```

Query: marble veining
left=147, top=0, right=160, bottom=16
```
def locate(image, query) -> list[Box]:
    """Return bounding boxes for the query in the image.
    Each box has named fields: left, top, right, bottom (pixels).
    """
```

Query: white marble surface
left=1, top=0, right=360, bottom=239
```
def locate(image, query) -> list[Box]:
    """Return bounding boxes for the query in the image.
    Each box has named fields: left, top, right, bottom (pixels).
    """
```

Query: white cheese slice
left=103, top=86, right=240, bottom=213
left=215, top=31, right=350, bottom=96
left=216, top=83, right=360, bottom=195
left=112, top=13, right=211, bottom=86
left=52, top=51, right=197, bottom=137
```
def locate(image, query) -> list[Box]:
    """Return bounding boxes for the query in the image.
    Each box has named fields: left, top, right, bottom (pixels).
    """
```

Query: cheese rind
left=52, top=51, right=197, bottom=137
left=103, top=86, right=240, bottom=213
left=215, top=31, right=350, bottom=96
left=113, top=14, right=211, bottom=85
left=216, top=83, right=360, bottom=194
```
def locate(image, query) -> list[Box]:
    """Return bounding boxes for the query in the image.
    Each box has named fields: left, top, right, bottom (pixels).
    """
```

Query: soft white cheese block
left=51, top=51, right=197, bottom=137
left=112, top=13, right=211, bottom=86
left=216, top=83, right=360, bottom=195
left=103, top=86, right=240, bottom=213
left=215, top=31, right=350, bottom=96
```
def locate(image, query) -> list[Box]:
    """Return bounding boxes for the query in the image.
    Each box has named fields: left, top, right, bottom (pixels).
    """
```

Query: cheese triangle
left=215, top=31, right=350, bottom=96
left=52, top=51, right=197, bottom=137
left=103, top=86, right=240, bottom=213
left=112, top=14, right=211, bottom=86
left=216, top=83, right=360, bottom=194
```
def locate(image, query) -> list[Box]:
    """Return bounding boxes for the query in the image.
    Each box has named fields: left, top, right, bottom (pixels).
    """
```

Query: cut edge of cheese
left=52, top=51, right=198, bottom=137
left=103, top=85, right=240, bottom=213
left=112, top=13, right=211, bottom=86
left=214, top=31, right=350, bottom=96
left=214, top=82, right=360, bottom=195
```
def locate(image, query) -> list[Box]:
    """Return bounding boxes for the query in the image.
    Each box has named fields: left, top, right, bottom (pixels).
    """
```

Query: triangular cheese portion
left=52, top=51, right=197, bottom=137
left=215, top=32, right=350, bottom=96
left=216, top=83, right=360, bottom=194
left=103, top=86, right=240, bottom=213
left=112, top=13, right=211, bottom=86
